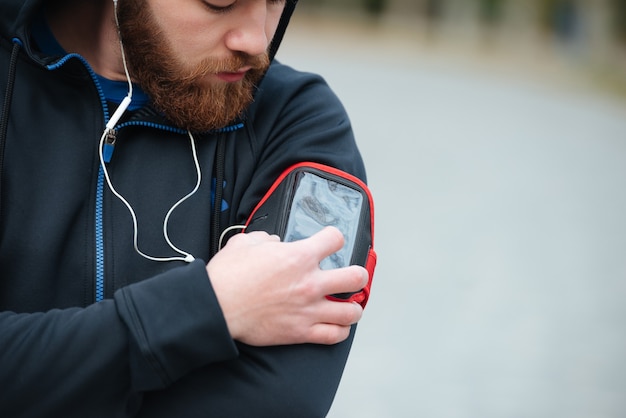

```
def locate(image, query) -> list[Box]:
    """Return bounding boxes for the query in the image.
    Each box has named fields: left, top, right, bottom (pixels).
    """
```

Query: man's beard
left=116, top=0, right=270, bottom=132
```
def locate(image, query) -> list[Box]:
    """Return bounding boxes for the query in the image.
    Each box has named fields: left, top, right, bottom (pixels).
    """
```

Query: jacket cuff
left=114, top=260, right=238, bottom=392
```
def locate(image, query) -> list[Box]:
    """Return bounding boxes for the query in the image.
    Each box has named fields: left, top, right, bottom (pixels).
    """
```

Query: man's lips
left=216, top=67, right=251, bottom=82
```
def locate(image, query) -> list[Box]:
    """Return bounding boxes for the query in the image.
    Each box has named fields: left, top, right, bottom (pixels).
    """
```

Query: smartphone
left=284, top=171, right=363, bottom=269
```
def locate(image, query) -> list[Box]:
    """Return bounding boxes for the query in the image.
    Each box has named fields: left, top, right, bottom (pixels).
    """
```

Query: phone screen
left=284, top=172, right=363, bottom=269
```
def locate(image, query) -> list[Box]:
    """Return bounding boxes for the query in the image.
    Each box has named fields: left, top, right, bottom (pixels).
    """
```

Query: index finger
left=293, top=226, right=345, bottom=262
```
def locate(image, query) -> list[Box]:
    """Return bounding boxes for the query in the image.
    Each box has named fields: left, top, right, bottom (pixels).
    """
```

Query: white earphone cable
left=106, top=0, right=133, bottom=131
left=97, top=0, right=197, bottom=264
left=218, top=224, right=247, bottom=251
left=113, top=0, right=133, bottom=100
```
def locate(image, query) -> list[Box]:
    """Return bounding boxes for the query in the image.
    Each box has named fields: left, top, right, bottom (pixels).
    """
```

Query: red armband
left=244, top=163, right=376, bottom=308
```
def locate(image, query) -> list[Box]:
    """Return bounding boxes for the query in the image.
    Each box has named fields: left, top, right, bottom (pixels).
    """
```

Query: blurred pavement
left=277, top=14, right=626, bottom=418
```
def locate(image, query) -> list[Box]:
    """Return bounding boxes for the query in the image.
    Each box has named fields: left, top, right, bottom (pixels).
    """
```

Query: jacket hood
left=0, top=0, right=299, bottom=62
left=0, top=0, right=39, bottom=42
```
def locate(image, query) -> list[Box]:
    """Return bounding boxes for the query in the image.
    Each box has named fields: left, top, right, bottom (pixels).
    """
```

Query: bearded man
left=0, top=1, right=375, bottom=417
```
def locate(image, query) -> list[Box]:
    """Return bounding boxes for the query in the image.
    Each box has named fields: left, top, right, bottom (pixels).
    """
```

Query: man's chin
left=144, top=76, right=256, bottom=131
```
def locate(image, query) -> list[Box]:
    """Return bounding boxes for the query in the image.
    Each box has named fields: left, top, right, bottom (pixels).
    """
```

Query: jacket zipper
left=44, top=54, right=111, bottom=302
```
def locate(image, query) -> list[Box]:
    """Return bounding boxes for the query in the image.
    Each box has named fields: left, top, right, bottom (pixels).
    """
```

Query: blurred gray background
left=277, top=1, right=626, bottom=417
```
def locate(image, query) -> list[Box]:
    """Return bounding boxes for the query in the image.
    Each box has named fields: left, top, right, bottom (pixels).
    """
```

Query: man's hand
left=206, top=226, right=368, bottom=346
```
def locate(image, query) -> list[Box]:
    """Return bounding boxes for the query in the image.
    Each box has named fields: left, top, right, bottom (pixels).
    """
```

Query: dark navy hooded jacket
left=0, top=0, right=368, bottom=416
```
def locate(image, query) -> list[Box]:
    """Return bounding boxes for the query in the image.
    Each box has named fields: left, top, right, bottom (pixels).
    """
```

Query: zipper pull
left=103, top=128, right=116, bottom=163
left=102, top=95, right=132, bottom=164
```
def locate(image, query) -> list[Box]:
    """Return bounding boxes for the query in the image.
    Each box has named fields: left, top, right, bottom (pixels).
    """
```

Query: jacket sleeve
left=0, top=261, right=238, bottom=418
left=136, top=63, right=371, bottom=417
left=138, top=328, right=358, bottom=418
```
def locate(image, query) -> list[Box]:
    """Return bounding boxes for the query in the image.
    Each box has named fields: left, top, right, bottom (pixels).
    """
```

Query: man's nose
left=224, top=3, right=270, bottom=57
